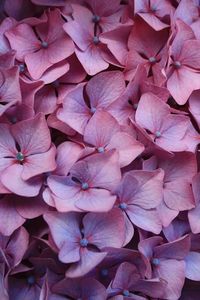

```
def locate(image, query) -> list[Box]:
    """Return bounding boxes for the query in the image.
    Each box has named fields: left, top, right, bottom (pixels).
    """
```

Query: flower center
left=41, top=41, right=48, bottom=48
left=93, top=36, right=100, bottom=45
left=97, top=147, right=105, bottom=153
left=122, top=290, right=130, bottom=297
left=19, top=64, right=25, bottom=73
left=173, top=61, right=181, bottom=69
left=81, top=182, right=89, bottom=190
left=16, top=152, right=24, bottom=162
left=27, top=275, right=35, bottom=285
left=119, top=202, right=127, bottom=211
left=155, top=131, right=161, bottom=138
left=149, top=56, right=157, bottom=63
left=90, top=107, right=96, bottom=114
left=80, top=238, right=88, bottom=247
left=92, top=15, right=100, bottom=23
left=101, top=268, right=109, bottom=277
left=152, top=258, right=160, bottom=266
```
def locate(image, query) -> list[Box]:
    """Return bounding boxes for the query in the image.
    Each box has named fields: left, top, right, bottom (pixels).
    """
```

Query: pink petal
left=83, top=209, right=125, bottom=248
left=66, top=248, right=107, bottom=278
left=86, top=71, right=125, bottom=108
left=75, top=45, right=109, bottom=76
left=127, top=205, right=162, bottom=234
left=0, top=197, right=25, bottom=235
left=75, top=188, right=116, bottom=213
left=5, top=23, right=39, bottom=61
left=21, top=145, right=56, bottom=180
left=1, top=164, right=42, bottom=196
left=84, top=110, right=120, bottom=148
left=167, top=67, right=200, bottom=105
left=154, top=260, right=185, bottom=300
left=135, top=93, right=170, bottom=133
left=185, top=252, right=200, bottom=281
left=57, top=83, right=91, bottom=134
left=11, top=113, right=51, bottom=155
left=164, top=181, right=195, bottom=211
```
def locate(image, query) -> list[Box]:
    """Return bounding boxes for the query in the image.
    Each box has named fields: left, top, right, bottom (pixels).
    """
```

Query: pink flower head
left=116, top=169, right=164, bottom=234
left=138, top=234, right=191, bottom=300
left=44, top=209, right=126, bottom=277
left=0, top=113, right=56, bottom=196
left=63, top=6, right=124, bottom=75
left=108, top=64, right=169, bottom=125
left=143, top=152, right=197, bottom=226
left=166, top=20, right=200, bottom=105
left=57, top=70, right=125, bottom=134
left=83, top=110, right=144, bottom=167
left=5, top=9, right=74, bottom=79
left=134, top=0, right=174, bottom=31
left=125, top=17, right=169, bottom=83
left=108, top=262, right=166, bottom=299
left=71, top=1, right=123, bottom=33
left=135, top=93, right=190, bottom=152
left=44, top=150, right=121, bottom=212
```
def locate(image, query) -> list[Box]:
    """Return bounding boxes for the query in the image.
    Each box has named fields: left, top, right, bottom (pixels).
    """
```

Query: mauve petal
left=189, top=90, right=200, bottom=129
left=138, top=12, right=169, bottom=31
left=127, top=205, right=162, bottom=234
left=21, top=145, right=56, bottom=180
left=154, top=235, right=190, bottom=260
left=15, top=194, right=48, bottom=219
left=179, top=40, right=200, bottom=69
left=63, top=19, right=92, bottom=51
left=112, top=262, right=140, bottom=290
left=174, top=0, right=199, bottom=25
left=1, top=164, right=42, bottom=196
left=34, top=86, right=57, bottom=115
left=55, top=141, right=83, bottom=176
left=164, top=181, right=195, bottom=211
left=154, top=259, right=185, bottom=300
left=66, top=248, right=107, bottom=278
left=156, top=115, right=190, bottom=152
left=57, top=83, right=91, bottom=134
left=167, top=67, right=200, bottom=105
left=185, top=252, right=200, bottom=281
left=53, top=277, right=107, bottom=300
left=44, top=211, right=82, bottom=249
left=5, top=23, right=39, bottom=61
left=47, top=175, right=81, bottom=212
left=135, top=93, right=170, bottom=134
left=188, top=204, right=200, bottom=234
left=107, top=131, right=144, bottom=167
left=6, top=226, right=29, bottom=268
left=83, top=209, right=125, bottom=249
left=84, top=110, right=120, bottom=148
left=25, top=50, right=52, bottom=80
left=119, top=170, right=163, bottom=209
left=58, top=240, right=80, bottom=264
left=89, top=151, right=121, bottom=190
left=133, top=278, right=166, bottom=298
left=86, top=71, right=125, bottom=109
left=138, top=236, right=163, bottom=259
left=75, top=188, right=116, bottom=213
left=11, top=113, right=51, bottom=155
left=0, top=123, right=16, bottom=157
left=157, top=201, right=179, bottom=227
left=0, top=197, right=25, bottom=235
left=75, top=45, right=109, bottom=76
left=159, top=152, right=197, bottom=183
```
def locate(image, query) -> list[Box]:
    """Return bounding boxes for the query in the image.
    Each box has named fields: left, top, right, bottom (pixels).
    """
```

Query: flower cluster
left=0, top=0, right=200, bottom=299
